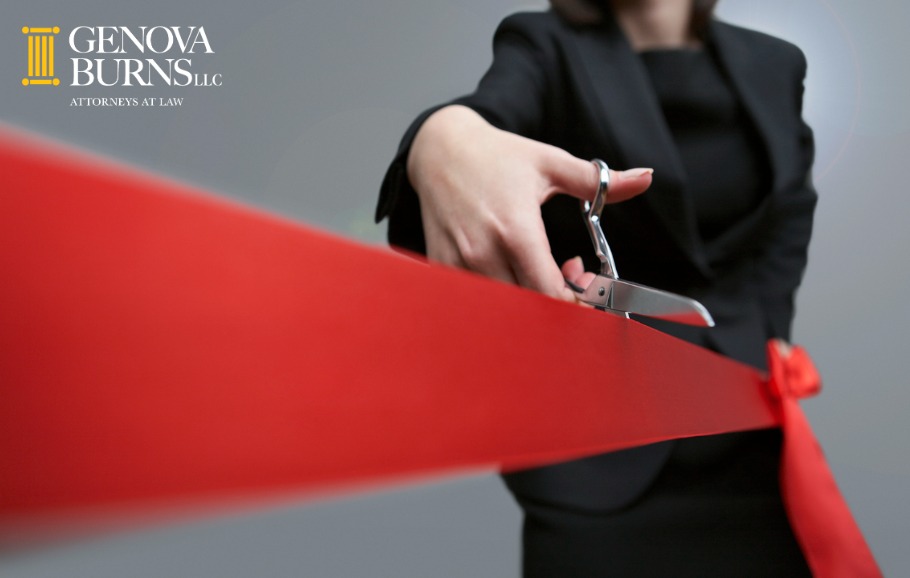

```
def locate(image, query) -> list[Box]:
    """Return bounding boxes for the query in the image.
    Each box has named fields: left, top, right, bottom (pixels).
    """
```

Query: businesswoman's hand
left=407, top=105, right=653, bottom=301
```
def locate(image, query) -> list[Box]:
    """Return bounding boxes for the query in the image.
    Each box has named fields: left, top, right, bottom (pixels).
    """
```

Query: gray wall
left=2, top=0, right=908, bottom=575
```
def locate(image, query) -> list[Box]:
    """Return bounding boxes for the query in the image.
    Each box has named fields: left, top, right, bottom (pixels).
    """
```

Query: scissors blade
left=574, top=276, right=715, bottom=327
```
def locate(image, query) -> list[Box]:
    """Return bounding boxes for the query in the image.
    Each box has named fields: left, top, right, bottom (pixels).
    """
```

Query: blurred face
left=608, top=0, right=696, bottom=26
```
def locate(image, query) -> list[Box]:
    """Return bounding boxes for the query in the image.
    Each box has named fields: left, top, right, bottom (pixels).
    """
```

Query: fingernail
left=571, top=256, right=583, bottom=267
left=623, top=168, right=654, bottom=179
left=564, top=278, right=585, bottom=293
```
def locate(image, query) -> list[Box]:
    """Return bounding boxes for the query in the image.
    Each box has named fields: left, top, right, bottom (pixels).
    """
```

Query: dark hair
left=549, top=0, right=719, bottom=38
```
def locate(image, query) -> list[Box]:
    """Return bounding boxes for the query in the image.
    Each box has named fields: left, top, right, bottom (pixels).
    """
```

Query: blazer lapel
left=569, top=17, right=710, bottom=275
left=709, top=21, right=789, bottom=196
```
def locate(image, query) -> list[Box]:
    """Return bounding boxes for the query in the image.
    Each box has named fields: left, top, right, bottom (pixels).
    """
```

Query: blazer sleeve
left=374, top=12, right=559, bottom=253
left=755, top=48, right=818, bottom=341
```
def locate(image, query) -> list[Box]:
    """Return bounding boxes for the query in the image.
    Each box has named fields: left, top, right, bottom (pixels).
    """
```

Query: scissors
left=566, top=159, right=715, bottom=327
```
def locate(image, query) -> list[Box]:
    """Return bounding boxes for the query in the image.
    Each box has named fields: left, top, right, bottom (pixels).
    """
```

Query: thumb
left=544, top=152, right=653, bottom=204
left=605, top=167, right=654, bottom=204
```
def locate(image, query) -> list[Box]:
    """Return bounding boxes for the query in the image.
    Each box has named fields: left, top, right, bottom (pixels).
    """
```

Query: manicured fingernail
left=564, top=277, right=585, bottom=293
left=624, top=168, right=654, bottom=179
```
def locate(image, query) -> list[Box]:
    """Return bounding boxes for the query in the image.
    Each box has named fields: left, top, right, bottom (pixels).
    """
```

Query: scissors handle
left=583, top=159, right=620, bottom=279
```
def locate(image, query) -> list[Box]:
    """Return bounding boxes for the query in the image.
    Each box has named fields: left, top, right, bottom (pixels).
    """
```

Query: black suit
left=376, top=10, right=816, bottom=576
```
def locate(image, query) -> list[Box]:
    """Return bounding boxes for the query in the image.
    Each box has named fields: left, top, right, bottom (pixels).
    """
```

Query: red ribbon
left=0, top=126, right=880, bottom=575
left=767, top=341, right=881, bottom=577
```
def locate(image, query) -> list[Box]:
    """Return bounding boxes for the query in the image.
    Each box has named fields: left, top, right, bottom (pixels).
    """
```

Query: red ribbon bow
left=768, top=340, right=821, bottom=402
left=768, top=340, right=881, bottom=577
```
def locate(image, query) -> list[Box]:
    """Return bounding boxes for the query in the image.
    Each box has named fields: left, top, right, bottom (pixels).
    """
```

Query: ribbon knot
left=767, top=340, right=821, bottom=401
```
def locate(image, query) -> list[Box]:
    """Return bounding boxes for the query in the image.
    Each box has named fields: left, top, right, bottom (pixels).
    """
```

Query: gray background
left=2, top=0, right=908, bottom=576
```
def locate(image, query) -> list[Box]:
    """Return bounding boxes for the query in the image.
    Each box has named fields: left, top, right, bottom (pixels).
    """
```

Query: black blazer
left=376, top=10, right=816, bottom=512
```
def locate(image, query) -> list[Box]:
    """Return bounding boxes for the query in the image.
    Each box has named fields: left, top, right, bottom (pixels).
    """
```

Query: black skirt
left=511, top=429, right=812, bottom=577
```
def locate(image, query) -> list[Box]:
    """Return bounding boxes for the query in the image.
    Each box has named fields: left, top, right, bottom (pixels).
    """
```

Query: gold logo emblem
left=22, top=26, right=60, bottom=86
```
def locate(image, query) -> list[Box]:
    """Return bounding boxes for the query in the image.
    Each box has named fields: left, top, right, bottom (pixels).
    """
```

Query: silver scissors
left=567, top=159, right=714, bottom=327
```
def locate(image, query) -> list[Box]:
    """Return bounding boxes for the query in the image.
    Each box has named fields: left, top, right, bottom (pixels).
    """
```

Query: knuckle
left=490, top=215, right=529, bottom=256
left=499, top=228, right=525, bottom=256
left=456, top=236, right=490, bottom=270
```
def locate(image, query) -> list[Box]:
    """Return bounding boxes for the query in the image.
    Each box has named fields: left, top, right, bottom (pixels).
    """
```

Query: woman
left=376, top=0, right=816, bottom=575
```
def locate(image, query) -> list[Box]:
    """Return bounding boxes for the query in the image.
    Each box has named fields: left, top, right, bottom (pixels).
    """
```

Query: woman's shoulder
left=490, top=9, right=599, bottom=68
left=498, top=10, right=563, bottom=31
left=494, top=10, right=580, bottom=44
left=710, top=20, right=807, bottom=72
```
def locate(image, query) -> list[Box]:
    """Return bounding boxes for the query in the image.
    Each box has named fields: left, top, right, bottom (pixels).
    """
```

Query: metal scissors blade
left=569, top=159, right=715, bottom=327
left=570, top=275, right=715, bottom=326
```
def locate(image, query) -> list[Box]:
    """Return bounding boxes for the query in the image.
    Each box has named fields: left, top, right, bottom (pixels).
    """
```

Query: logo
left=19, top=24, right=222, bottom=107
left=68, top=26, right=221, bottom=87
left=22, top=26, right=60, bottom=86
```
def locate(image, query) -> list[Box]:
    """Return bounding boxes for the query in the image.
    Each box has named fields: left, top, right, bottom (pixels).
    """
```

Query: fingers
left=430, top=213, right=579, bottom=302
left=426, top=233, right=518, bottom=286
left=457, top=246, right=519, bottom=286
left=506, top=219, right=578, bottom=301
left=605, top=167, right=654, bottom=203
left=543, top=152, right=602, bottom=202
left=560, top=256, right=596, bottom=290
left=560, top=256, right=597, bottom=308
left=541, top=149, right=653, bottom=204
left=561, top=255, right=585, bottom=281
